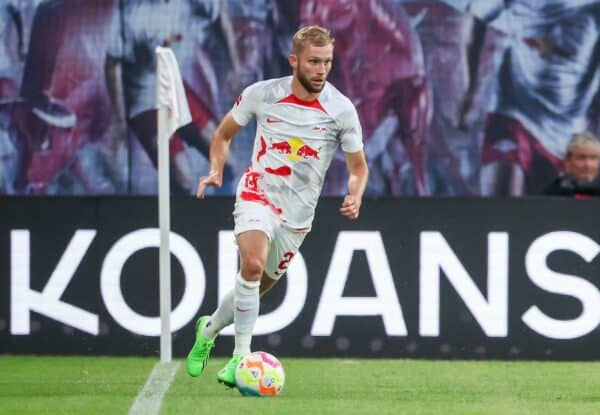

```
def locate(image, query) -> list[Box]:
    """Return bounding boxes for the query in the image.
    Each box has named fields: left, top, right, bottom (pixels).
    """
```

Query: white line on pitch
left=129, top=361, right=180, bottom=415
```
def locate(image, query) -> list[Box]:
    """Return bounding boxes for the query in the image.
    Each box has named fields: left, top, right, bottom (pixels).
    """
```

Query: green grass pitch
left=1, top=356, right=599, bottom=414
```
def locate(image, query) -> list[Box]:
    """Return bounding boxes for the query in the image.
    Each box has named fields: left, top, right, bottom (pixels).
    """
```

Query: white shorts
left=233, top=200, right=307, bottom=280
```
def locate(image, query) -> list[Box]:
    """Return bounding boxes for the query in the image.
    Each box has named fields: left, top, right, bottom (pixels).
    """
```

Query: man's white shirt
left=231, top=75, right=363, bottom=231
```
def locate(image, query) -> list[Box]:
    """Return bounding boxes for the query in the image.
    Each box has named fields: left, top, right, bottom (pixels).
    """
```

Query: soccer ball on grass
left=235, top=351, right=285, bottom=397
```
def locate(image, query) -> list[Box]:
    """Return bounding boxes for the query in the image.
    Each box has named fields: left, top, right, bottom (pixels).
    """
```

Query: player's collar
left=276, top=93, right=328, bottom=114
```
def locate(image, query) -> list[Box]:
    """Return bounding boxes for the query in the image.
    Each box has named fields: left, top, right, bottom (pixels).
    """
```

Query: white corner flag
left=156, top=46, right=192, bottom=362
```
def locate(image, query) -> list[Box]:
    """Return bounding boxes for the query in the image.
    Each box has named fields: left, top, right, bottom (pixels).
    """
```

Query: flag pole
left=157, top=52, right=172, bottom=363
left=155, top=46, right=192, bottom=362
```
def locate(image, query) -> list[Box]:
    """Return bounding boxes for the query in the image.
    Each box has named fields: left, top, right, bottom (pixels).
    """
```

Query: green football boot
left=217, top=354, right=244, bottom=388
left=186, top=316, right=214, bottom=377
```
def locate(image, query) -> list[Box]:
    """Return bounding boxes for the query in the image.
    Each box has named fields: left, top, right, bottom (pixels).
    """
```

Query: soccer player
left=186, top=25, right=369, bottom=387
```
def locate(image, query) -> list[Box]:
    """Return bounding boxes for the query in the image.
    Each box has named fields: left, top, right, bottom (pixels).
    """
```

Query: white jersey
left=231, top=76, right=363, bottom=231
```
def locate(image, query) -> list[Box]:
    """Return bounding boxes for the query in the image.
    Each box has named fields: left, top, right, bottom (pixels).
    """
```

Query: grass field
left=1, top=356, right=599, bottom=415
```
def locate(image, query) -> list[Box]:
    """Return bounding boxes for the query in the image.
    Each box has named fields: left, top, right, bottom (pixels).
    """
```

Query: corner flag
left=155, top=46, right=191, bottom=362
left=156, top=46, right=192, bottom=137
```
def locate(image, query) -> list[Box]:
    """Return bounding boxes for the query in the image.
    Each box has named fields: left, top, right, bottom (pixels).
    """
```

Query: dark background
left=1, top=196, right=598, bottom=360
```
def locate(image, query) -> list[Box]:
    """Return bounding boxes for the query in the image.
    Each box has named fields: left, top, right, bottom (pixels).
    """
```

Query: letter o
left=100, top=228, right=204, bottom=336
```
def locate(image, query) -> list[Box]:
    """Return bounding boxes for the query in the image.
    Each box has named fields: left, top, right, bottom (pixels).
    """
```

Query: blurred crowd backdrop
left=1, top=0, right=599, bottom=196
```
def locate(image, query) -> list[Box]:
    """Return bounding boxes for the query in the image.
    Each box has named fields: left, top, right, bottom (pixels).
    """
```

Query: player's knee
left=240, top=257, right=265, bottom=280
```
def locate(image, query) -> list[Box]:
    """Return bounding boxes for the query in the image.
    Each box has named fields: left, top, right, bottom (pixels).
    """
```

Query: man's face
left=565, top=144, right=600, bottom=182
left=292, top=43, right=333, bottom=94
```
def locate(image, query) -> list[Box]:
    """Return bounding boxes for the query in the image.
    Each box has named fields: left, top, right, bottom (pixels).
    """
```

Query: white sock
left=233, top=273, right=260, bottom=356
left=202, top=289, right=234, bottom=340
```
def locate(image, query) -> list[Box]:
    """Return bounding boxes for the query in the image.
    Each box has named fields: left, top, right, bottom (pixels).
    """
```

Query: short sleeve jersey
left=231, top=75, right=363, bottom=231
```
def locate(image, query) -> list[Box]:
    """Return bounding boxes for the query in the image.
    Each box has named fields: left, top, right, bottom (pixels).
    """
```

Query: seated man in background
left=543, top=132, right=600, bottom=198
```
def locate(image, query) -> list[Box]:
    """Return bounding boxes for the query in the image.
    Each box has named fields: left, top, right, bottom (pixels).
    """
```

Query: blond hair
left=292, top=25, right=334, bottom=55
left=566, top=132, right=600, bottom=157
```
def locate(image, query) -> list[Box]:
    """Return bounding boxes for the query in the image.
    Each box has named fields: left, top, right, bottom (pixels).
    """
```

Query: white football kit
left=230, top=75, right=363, bottom=279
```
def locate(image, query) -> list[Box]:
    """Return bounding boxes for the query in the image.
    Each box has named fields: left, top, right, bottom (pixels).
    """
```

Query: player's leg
left=209, top=274, right=278, bottom=380
left=216, top=217, right=306, bottom=387
left=187, top=231, right=269, bottom=379
left=224, top=224, right=306, bottom=370
left=196, top=270, right=278, bottom=341
left=233, top=230, right=269, bottom=354
left=187, top=203, right=273, bottom=379
left=196, top=270, right=278, bottom=344
left=216, top=229, right=268, bottom=387
left=210, top=200, right=274, bottom=386
left=187, top=276, right=256, bottom=378
left=185, top=314, right=216, bottom=377
left=187, top=230, right=269, bottom=379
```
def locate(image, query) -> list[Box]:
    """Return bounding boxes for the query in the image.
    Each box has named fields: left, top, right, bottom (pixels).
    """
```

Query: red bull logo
left=268, top=138, right=320, bottom=161
left=296, top=144, right=320, bottom=160
left=270, top=141, right=292, bottom=154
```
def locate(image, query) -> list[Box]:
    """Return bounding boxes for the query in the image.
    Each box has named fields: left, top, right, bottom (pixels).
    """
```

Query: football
left=235, top=351, right=285, bottom=397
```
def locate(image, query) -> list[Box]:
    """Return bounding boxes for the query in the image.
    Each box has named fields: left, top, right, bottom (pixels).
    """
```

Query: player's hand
left=196, top=170, right=221, bottom=199
left=339, top=195, right=361, bottom=220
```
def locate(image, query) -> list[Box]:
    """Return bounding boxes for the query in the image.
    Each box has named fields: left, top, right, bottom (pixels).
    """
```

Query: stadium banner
left=3, top=1, right=600, bottom=198
left=0, top=197, right=598, bottom=360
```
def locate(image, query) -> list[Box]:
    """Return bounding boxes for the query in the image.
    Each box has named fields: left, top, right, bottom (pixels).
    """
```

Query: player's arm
left=340, top=150, right=369, bottom=220
left=196, top=112, right=243, bottom=198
